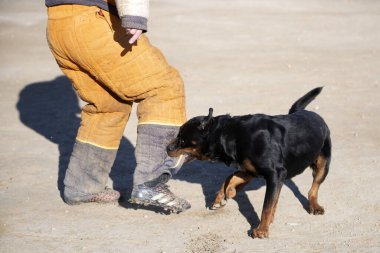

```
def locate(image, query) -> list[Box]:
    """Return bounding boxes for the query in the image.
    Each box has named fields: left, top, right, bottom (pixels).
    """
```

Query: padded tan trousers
left=46, top=5, right=186, bottom=149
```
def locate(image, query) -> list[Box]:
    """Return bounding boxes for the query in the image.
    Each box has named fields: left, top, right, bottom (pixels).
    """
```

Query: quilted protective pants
left=47, top=5, right=186, bottom=149
left=46, top=5, right=186, bottom=200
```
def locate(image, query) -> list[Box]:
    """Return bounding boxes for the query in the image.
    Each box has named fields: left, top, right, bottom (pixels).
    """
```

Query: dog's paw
left=211, top=198, right=227, bottom=210
left=309, top=203, right=325, bottom=215
left=226, top=187, right=237, bottom=199
left=251, top=228, right=269, bottom=239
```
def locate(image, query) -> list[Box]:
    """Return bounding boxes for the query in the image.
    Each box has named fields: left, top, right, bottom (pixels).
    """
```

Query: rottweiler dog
left=167, top=87, right=331, bottom=238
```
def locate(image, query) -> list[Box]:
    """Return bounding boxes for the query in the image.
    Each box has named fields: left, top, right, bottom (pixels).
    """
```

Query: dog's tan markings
left=168, top=145, right=211, bottom=161
left=225, top=172, right=253, bottom=199
left=167, top=148, right=184, bottom=157
left=167, top=150, right=179, bottom=157
left=241, top=159, right=259, bottom=176
left=252, top=187, right=282, bottom=239
left=308, top=155, right=326, bottom=215
left=168, top=147, right=195, bottom=157
left=253, top=209, right=271, bottom=238
left=191, top=147, right=213, bottom=161
left=212, top=171, right=253, bottom=209
left=212, top=174, right=233, bottom=209
left=270, top=198, right=279, bottom=224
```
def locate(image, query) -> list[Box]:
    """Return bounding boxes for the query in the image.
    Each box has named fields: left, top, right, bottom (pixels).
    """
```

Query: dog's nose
left=167, top=143, right=176, bottom=153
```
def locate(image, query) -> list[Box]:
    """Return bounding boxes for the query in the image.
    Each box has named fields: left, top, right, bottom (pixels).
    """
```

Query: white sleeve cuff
left=115, top=0, right=149, bottom=19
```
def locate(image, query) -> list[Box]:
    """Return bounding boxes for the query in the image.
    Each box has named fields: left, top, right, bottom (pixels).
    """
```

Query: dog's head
left=167, top=108, right=214, bottom=161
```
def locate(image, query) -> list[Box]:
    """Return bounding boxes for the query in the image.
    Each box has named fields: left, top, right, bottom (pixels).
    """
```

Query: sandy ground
left=1, top=0, right=380, bottom=252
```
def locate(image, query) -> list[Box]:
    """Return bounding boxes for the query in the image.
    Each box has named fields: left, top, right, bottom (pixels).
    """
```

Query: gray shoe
left=64, top=187, right=120, bottom=205
left=129, top=183, right=191, bottom=213
left=63, top=141, right=118, bottom=205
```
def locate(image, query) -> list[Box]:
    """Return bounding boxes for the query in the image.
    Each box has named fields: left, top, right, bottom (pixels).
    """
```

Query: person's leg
left=131, top=64, right=187, bottom=185
left=46, top=6, right=132, bottom=204
left=61, top=69, right=132, bottom=205
left=129, top=67, right=190, bottom=212
left=49, top=5, right=189, bottom=211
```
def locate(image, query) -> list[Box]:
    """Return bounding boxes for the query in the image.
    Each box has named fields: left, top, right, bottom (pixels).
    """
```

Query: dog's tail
left=288, top=87, right=323, bottom=114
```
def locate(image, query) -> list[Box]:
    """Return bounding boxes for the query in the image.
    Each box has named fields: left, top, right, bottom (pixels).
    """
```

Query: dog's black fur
left=167, top=87, right=331, bottom=238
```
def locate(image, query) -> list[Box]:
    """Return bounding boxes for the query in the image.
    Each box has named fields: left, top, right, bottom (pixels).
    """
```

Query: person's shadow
left=16, top=75, right=309, bottom=227
left=16, top=76, right=136, bottom=200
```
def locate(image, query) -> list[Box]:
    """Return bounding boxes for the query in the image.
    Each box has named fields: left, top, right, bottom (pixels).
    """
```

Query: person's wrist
left=121, top=16, right=147, bottom=32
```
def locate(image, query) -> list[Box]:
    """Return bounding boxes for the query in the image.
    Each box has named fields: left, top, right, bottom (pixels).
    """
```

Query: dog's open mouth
left=167, top=140, right=211, bottom=162
left=168, top=148, right=193, bottom=159
left=167, top=149, right=197, bottom=165
left=167, top=146, right=203, bottom=163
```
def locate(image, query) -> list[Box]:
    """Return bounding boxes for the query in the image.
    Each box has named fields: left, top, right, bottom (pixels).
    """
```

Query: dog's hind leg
left=308, top=153, right=330, bottom=215
left=212, top=171, right=253, bottom=209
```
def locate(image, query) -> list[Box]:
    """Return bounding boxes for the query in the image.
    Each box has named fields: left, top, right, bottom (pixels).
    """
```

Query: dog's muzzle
left=166, top=142, right=180, bottom=157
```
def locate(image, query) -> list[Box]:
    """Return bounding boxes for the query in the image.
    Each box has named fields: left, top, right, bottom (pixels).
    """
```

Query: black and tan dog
left=167, top=87, right=331, bottom=238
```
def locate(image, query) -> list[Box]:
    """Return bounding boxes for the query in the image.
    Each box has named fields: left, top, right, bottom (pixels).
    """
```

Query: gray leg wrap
left=63, top=141, right=117, bottom=203
left=133, top=124, right=186, bottom=186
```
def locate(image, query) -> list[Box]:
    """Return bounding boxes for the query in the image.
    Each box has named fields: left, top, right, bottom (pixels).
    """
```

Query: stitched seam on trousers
left=74, top=70, right=98, bottom=143
left=115, top=64, right=179, bottom=104
left=72, top=11, right=97, bottom=75
left=70, top=6, right=127, bottom=96
left=76, top=31, right=126, bottom=98
left=109, top=49, right=169, bottom=91
left=47, top=18, right=84, bottom=72
left=72, top=69, right=91, bottom=102
left=95, top=9, right=113, bottom=32
left=70, top=7, right=185, bottom=125
left=74, top=13, right=155, bottom=98
left=87, top=46, right=152, bottom=99
left=76, top=138, right=119, bottom=150
left=47, top=21, right=76, bottom=69
left=48, top=6, right=109, bottom=73
left=137, top=121, right=183, bottom=126
left=72, top=9, right=171, bottom=102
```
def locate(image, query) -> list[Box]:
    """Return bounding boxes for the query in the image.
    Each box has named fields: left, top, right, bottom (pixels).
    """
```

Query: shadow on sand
left=16, top=76, right=136, bottom=199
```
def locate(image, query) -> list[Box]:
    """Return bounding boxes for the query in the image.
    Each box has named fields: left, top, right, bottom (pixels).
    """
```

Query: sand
left=1, top=0, right=380, bottom=252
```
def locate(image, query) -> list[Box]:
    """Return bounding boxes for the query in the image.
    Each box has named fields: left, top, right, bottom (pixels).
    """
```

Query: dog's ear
left=207, top=108, right=213, bottom=118
left=199, top=108, right=214, bottom=131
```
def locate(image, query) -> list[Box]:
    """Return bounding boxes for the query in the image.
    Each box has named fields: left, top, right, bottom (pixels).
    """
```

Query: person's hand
left=126, top=28, right=143, bottom=44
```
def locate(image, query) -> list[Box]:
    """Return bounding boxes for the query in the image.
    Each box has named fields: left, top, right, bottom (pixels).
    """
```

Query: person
left=45, top=0, right=190, bottom=212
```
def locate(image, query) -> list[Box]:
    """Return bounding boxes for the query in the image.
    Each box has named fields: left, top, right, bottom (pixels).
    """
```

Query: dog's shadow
left=175, top=162, right=309, bottom=227
left=173, top=161, right=262, bottom=226
left=16, top=76, right=136, bottom=200
left=16, top=75, right=309, bottom=223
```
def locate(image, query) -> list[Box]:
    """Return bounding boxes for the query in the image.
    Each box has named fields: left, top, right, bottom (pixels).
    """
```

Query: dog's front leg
left=212, top=171, right=253, bottom=209
left=252, top=169, right=286, bottom=239
left=211, top=174, right=232, bottom=209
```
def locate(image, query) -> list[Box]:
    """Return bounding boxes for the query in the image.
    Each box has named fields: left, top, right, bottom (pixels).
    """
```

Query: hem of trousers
left=75, top=138, right=119, bottom=150
left=137, top=121, right=184, bottom=126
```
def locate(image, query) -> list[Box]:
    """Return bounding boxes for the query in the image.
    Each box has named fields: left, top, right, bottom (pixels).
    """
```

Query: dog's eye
left=180, top=139, right=185, bottom=146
